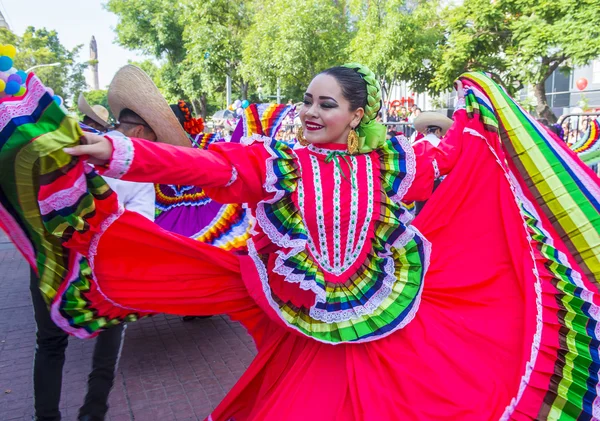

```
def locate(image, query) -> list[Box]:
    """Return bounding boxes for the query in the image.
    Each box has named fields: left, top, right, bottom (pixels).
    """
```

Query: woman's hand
left=455, top=80, right=465, bottom=99
left=64, top=133, right=113, bottom=166
left=454, top=79, right=466, bottom=109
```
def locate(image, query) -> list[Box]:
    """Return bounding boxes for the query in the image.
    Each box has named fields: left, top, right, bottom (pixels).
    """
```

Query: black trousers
left=30, top=269, right=125, bottom=421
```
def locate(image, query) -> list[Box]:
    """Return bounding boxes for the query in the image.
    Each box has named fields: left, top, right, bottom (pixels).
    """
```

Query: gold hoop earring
left=296, top=127, right=309, bottom=146
left=347, top=129, right=359, bottom=155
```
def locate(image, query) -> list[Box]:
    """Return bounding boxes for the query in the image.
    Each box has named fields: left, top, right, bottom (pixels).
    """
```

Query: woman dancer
left=2, top=64, right=599, bottom=420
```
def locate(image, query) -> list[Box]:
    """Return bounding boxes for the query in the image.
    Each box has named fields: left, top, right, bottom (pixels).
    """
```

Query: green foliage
left=105, top=0, right=600, bottom=121
left=241, top=0, right=351, bottom=99
left=106, top=0, right=188, bottom=101
left=349, top=0, right=444, bottom=95
left=0, top=27, right=87, bottom=107
left=72, top=90, right=115, bottom=122
left=431, top=0, right=600, bottom=120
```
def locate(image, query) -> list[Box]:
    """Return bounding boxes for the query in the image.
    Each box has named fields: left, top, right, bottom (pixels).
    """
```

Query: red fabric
left=404, top=109, right=467, bottom=203
left=118, top=138, right=269, bottom=205
left=81, top=114, right=541, bottom=419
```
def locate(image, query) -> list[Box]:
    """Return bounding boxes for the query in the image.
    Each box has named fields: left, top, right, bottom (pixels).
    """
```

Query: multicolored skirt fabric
left=0, top=74, right=153, bottom=338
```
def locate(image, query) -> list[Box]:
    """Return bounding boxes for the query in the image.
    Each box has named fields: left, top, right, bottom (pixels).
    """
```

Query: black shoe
left=182, top=315, right=212, bottom=321
left=78, top=415, right=104, bottom=421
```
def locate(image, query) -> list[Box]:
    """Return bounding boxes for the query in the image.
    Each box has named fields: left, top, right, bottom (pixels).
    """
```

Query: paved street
left=0, top=231, right=255, bottom=421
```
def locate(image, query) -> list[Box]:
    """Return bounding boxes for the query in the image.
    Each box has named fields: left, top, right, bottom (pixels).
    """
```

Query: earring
left=347, top=129, right=359, bottom=155
left=296, top=127, right=309, bottom=146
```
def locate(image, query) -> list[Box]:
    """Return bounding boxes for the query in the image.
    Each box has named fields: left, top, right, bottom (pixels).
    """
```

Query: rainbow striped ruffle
left=0, top=75, right=152, bottom=338
left=460, top=72, right=600, bottom=420
left=242, top=103, right=294, bottom=140
left=570, top=117, right=600, bottom=166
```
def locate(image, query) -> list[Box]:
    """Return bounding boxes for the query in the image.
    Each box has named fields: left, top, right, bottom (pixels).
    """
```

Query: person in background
left=412, top=111, right=454, bottom=215
left=29, top=65, right=188, bottom=421
left=77, top=93, right=112, bottom=132
left=413, top=112, right=453, bottom=147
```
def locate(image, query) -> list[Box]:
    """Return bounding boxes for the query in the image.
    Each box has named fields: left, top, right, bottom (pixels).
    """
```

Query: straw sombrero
left=108, top=65, right=189, bottom=147
left=77, top=93, right=111, bottom=129
left=414, top=112, right=454, bottom=135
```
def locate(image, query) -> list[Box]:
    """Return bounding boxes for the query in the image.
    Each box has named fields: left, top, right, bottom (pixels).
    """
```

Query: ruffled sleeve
left=403, top=109, right=468, bottom=203
left=97, top=135, right=269, bottom=205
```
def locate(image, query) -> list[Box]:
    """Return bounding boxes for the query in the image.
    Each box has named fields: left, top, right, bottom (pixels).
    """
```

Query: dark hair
left=118, top=108, right=147, bottom=125
left=117, top=108, right=155, bottom=138
left=170, top=103, right=186, bottom=126
left=320, top=66, right=369, bottom=112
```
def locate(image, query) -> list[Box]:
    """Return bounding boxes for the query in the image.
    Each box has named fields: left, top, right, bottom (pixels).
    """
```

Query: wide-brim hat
left=414, top=112, right=454, bottom=135
left=108, top=65, right=189, bottom=147
left=78, top=93, right=111, bottom=129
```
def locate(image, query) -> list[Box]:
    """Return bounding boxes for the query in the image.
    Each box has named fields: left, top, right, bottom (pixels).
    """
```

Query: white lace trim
left=343, top=156, right=359, bottom=268
left=0, top=75, right=47, bottom=132
left=86, top=205, right=147, bottom=313
left=308, top=155, right=331, bottom=268
left=299, top=155, right=374, bottom=275
left=254, top=142, right=306, bottom=249
left=225, top=166, right=238, bottom=187
left=307, top=144, right=349, bottom=155
left=240, top=133, right=272, bottom=146
left=103, top=135, right=134, bottom=179
left=332, top=158, right=342, bottom=269
left=249, top=234, right=429, bottom=344
left=469, top=132, right=546, bottom=421
left=388, top=135, right=417, bottom=204
left=38, top=173, right=87, bottom=215
left=432, top=159, right=440, bottom=180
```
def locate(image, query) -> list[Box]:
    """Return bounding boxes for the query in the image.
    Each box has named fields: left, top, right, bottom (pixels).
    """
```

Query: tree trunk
left=534, top=81, right=558, bottom=123
left=200, top=94, right=208, bottom=121
left=241, top=81, right=249, bottom=101
left=191, top=99, right=202, bottom=117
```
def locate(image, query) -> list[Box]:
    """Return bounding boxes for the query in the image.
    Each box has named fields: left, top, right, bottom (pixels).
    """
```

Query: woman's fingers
left=64, top=137, right=113, bottom=166
left=82, top=132, right=106, bottom=145
left=455, top=80, right=465, bottom=98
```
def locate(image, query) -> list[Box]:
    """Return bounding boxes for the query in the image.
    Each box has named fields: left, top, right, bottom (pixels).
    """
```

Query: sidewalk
left=0, top=235, right=255, bottom=421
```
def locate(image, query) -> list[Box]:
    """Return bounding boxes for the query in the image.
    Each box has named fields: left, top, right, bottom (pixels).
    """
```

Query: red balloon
left=576, top=78, right=588, bottom=91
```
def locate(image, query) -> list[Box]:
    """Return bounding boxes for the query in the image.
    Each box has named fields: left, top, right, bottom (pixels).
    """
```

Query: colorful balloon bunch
left=0, top=44, right=63, bottom=105
left=228, top=99, right=250, bottom=117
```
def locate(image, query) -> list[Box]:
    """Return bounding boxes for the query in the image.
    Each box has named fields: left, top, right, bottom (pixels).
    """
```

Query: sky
left=0, top=0, right=146, bottom=89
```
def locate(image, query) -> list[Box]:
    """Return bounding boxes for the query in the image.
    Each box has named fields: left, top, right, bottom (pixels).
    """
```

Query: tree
left=241, top=0, right=351, bottom=101
left=348, top=0, right=444, bottom=109
left=181, top=0, right=254, bottom=114
left=106, top=0, right=194, bottom=107
left=0, top=27, right=87, bottom=107
left=432, top=0, right=600, bottom=122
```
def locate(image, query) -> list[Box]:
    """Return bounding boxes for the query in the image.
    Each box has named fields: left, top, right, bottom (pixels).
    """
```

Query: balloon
left=7, top=73, right=21, bottom=84
left=16, top=71, right=28, bottom=84
left=0, top=72, right=7, bottom=82
left=241, top=100, right=250, bottom=109
left=17, top=86, right=26, bottom=96
left=0, top=56, right=13, bottom=72
left=233, top=99, right=242, bottom=108
left=0, top=80, right=5, bottom=92
left=236, top=107, right=244, bottom=116
left=53, top=95, right=63, bottom=106
left=4, top=80, right=20, bottom=95
left=3, top=45, right=16, bottom=59
left=46, top=87, right=54, bottom=96
left=576, top=78, right=588, bottom=91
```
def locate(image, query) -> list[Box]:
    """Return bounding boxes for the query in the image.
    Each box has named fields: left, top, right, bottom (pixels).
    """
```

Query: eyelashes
left=302, top=101, right=338, bottom=109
